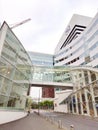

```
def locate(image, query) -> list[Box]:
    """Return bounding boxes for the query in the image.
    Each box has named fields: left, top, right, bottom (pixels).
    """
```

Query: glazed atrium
left=0, top=22, right=32, bottom=123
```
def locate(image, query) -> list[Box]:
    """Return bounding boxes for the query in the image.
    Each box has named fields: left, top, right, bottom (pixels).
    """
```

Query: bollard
left=70, top=124, right=74, bottom=130
left=58, top=120, right=62, bottom=128
left=46, top=117, right=48, bottom=121
left=50, top=118, right=52, bottom=123
left=51, top=117, right=54, bottom=124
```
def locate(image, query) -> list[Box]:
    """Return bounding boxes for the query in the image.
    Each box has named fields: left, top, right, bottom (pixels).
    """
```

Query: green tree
left=39, top=100, right=54, bottom=109
left=31, top=101, right=38, bottom=109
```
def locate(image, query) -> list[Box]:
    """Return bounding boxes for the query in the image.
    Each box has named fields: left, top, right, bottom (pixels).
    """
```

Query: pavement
left=0, top=112, right=63, bottom=130
left=38, top=110, right=98, bottom=130
left=0, top=110, right=98, bottom=130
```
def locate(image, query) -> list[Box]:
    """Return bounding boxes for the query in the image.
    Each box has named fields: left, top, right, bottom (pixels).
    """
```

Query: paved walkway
left=0, top=112, right=62, bottom=130
left=39, top=110, right=98, bottom=130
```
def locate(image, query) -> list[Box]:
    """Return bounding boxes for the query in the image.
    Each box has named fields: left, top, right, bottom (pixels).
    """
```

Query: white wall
left=0, top=110, right=27, bottom=124
left=54, top=90, right=72, bottom=113
left=54, top=104, right=68, bottom=113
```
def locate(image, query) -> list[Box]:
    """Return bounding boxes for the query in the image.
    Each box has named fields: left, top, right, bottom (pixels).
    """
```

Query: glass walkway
left=30, top=65, right=73, bottom=89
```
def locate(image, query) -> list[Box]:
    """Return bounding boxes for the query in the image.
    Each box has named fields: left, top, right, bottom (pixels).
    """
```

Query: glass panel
left=10, top=83, right=28, bottom=97
left=6, top=29, right=20, bottom=52
left=0, top=78, right=12, bottom=95
left=0, top=95, right=8, bottom=107
left=0, top=23, right=32, bottom=110
left=16, top=64, right=31, bottom=80
left=0, top=57, right=15, bottom=80
left=7, top=97, right=25, bottom=109
left=90, top=71, right=96, bottom=82
left=14, top=69, right=26, bottom=80
left=10, top=83, right=22, bottom=97
left=22, top=84, right=28, bottom=96
left=7, top=97, right=17, bottom=108
left=84, top=71, right=89, bottom=85
left=18, top=48, right=30, bottom=65
left=0, top=58, right=7, bottom=76
left=1, top=41, right=16, bottom=63
left=0, top=76, right=3, bottom=89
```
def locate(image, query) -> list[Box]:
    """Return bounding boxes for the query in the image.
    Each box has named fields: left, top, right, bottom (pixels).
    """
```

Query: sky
left=1, top=0, right=98, bottom=98
left=1, top=0, right=98, bottom=54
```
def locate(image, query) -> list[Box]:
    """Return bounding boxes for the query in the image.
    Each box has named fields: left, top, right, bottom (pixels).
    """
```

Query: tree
left=39, top=100, right=54, bottom=109
left=25, top=96, right=33, bottom=112
left=31, top=101, right=38, bottom=109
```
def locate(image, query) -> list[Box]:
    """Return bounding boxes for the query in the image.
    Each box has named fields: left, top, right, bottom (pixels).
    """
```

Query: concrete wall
left=54, top=104, right=68, bottom=113
left=54, top=90, right=72, bottom=113
left=0, top=110, right=27, bottom=124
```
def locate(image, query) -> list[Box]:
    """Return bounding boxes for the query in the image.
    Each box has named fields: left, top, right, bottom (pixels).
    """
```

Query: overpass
left=30, top=66, right=98, bottom=89
left=30, top=81, right=73, bottom=89
left=29, top=66, right=73, bottom=89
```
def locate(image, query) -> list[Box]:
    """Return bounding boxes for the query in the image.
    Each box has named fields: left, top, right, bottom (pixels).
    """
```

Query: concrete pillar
left=71, top=96, right=74, bottom=114
left=84, top=88, right=90, bottom=115
left=70, top=124, right=74, bottom=130
left=88, top=71, right=97, bottom=117
left=27, top=84, right=31, bottom=95
left=79, top=91, right=84, bottom=115
left=80, top=70, right=85, bottom=115
left=75, top=93, right=79, bottom=114
left=58, top=120, right=62, bottom=128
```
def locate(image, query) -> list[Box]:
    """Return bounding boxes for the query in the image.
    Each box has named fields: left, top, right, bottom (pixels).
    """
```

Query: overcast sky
left=1, top=0, right=98, bottom=98
left=1, top=0, right=98, bottom=55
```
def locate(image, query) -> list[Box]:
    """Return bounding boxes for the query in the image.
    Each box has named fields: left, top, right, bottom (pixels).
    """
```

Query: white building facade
left=54, top=13, right=98, bottom=117
left=54, top=14, right=94, bottom=67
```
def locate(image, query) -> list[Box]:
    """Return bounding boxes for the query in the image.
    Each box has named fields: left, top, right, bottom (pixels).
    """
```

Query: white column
left=83, top=70, right=90, bottom=115
left=71, top=96, right=74, bottom=114
left=79, top=91, right=84, bottom=115
left=80, top=70, right=86, bottom=115
left=88, top=71, right=97, bottom=117
left=84, top=88, right=90, bottom=115
left=75, top=93, right=79, bottom=114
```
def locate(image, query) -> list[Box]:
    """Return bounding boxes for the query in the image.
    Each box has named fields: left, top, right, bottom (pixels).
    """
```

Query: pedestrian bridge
left=30, top=65, right=73, bottom=89
left=30, top=66, right=98, bottom=89
left=30, top=81, right=73, bottom=89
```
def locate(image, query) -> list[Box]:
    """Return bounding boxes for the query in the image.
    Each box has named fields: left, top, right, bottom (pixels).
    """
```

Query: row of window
left=66, top=57, right=79, bottom=65
left=55, top=24, right=98, bottom=66
left=54, top=14, right=98, bottom=67
left=60, top=25, right=86, bottom=49
left=0, top=22, right=32, bottom=110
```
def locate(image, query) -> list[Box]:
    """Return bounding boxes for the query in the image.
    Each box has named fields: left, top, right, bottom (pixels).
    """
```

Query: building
left=54, top=89, right=72, bottom=112
left=42, top=87, right=54, bottom=98
left=28, top=51, right=54, bottom=98
left=54, top=14, right=92, bottom=66
left=0, top=22, right=32, bottom=124
left=66, top=67, right=98, bottom=117
left=1, top=11, right=98, bottom=124
left=28, top=51, right=53, bottom=66
left=54, top=13, right=98, bottom=117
